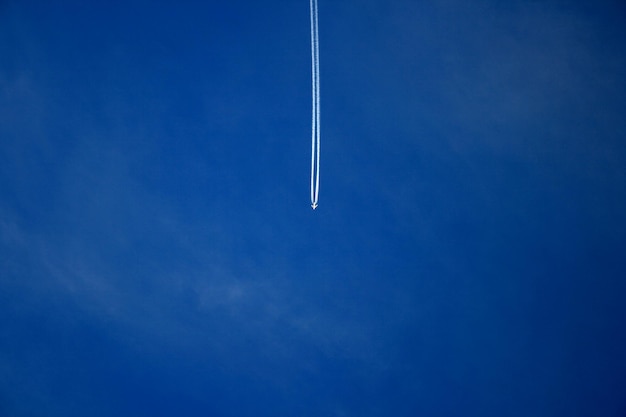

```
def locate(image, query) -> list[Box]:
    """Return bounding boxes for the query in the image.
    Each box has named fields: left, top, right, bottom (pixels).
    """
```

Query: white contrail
left=310, top=0, right=321, bottom=210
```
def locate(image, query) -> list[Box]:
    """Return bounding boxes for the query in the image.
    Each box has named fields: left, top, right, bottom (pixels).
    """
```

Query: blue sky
left=1, top=1, right=626, bottom=416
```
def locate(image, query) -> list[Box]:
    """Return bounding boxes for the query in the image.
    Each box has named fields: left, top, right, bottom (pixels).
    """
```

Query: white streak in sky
left=310, top=0, right=321, bottom=210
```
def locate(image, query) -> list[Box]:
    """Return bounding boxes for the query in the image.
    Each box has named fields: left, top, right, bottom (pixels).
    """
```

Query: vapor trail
left=310, top=0, right=321, bottom=210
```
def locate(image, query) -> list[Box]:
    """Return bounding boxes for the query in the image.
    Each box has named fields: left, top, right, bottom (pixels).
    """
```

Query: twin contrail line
left=310, top=0, right=321, bottom=210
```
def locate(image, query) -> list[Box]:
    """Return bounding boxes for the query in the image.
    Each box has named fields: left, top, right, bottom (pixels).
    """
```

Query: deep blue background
left=1, top=1, right=626, bottom=416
